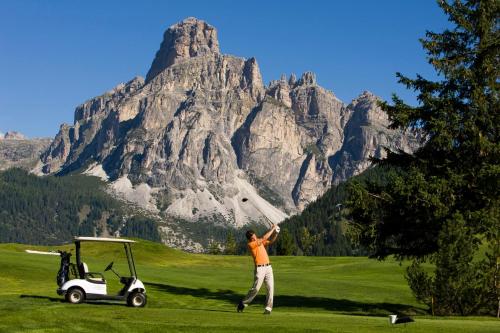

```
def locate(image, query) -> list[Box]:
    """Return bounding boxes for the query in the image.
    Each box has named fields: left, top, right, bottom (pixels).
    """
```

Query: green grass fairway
left=0, top=241, right=497, bottom=332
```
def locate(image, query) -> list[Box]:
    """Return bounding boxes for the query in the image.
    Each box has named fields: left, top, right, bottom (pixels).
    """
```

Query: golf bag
left=57, top=251, right=72, bottom=287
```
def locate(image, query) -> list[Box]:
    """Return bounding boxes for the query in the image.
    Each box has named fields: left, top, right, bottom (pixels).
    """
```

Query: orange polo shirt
left=248, top=238, right=270, bottom=266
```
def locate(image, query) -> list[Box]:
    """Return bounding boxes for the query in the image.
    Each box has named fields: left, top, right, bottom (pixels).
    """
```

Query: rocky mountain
left=0, top=131, right=51, bottom=171
left=37, top=17, right=419, bottom=245
left=2, top=131, right=26, bottom=140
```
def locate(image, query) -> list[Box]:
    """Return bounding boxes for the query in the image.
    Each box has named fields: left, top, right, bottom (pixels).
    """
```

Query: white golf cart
left=56, top=237, right=146, bottom=307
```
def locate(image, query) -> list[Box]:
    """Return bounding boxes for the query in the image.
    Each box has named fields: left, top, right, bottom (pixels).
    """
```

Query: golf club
left=241, top=197, right=280, bottom=233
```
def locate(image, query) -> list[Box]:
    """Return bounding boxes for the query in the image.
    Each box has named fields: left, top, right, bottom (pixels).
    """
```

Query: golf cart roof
left=74, top=237, right=136, bottom=243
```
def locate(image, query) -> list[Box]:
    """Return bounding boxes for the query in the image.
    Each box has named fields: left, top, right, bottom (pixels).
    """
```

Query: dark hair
left=246, top=230, right=255, bottom=240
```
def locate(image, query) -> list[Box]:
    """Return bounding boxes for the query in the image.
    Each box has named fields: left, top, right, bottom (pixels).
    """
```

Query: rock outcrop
left=328, top=91, right=418, bottom=183
left=3, top=131, right=27, bottom=140
left=146, top=17, right=220, bottom=83
left=38, top=18, right=419, bottom=239
left=0, top=131, right=51, bottom=171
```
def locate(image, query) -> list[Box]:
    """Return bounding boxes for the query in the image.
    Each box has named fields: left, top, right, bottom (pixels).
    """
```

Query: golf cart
left=55, top=237, right=146, bottom=307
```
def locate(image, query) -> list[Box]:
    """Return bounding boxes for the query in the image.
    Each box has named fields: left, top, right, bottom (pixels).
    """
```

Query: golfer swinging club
left=237, top=224, right=280, bottom=315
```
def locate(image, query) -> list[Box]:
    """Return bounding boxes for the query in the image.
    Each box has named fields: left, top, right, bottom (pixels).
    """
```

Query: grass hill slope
left=0, top=241, right=497, bottom=332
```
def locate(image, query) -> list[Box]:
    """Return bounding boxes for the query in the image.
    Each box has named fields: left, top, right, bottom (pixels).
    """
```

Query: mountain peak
left=3, top=131, right=26, bottom=140
left=355, top=90, right=378, bottom=101
left=146, top=17, right=220, bottom=82
left=298, top=71, right=316, bottom=86
left=37, top=17, right=419, bottom=250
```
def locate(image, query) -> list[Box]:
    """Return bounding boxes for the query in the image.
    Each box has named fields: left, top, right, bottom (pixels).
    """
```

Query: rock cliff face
left=38, top=18, right=418, bottom=237
left=146, top=17, right=220, bottom=83
left=0, top=132, right=51, bottom=171
left=328, top=91, right=418, bottom=183
left=233, top=72, right=352, bottom=211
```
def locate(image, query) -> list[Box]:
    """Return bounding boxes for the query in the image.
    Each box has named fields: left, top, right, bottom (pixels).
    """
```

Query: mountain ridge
left=0, top=130, right=51, bottom=171
left=35, top=17, right=419, bottom=246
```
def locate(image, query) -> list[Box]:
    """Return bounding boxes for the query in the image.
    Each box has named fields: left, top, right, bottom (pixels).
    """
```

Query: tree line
left=0, top=168, right=160, bottom=244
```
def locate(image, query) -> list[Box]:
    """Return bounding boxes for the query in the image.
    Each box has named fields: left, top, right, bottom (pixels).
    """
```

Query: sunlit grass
left=0, top=241, right=497, bottom=332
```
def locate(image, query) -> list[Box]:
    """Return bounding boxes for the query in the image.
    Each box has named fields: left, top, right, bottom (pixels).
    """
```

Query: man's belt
left=256, top=263, right=271, bottom=267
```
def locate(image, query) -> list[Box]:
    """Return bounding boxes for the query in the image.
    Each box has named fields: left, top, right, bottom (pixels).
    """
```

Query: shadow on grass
left=19, top=294, right=126, bottom=307
left=144, top=282, right=426, bottom=316
left=20, top=295, right=63, bottom=303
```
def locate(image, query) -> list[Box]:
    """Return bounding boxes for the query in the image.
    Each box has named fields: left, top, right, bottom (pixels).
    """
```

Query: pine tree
left=406, top=217, right=486, bottom=315
left=299, top=227, right=315, bottom=255
left=276, top=229, right=297, bottom=255
left=224, top=232, right=237, bottom=255
left=208, top=240, right=222, bottom=255
left=347, top=0, right=499, bottom=315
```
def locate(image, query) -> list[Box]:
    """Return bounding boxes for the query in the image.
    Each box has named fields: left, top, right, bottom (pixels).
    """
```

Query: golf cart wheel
left=127, top=291, right=146, bottom=307
left=66, top=288, right=85, bottom=304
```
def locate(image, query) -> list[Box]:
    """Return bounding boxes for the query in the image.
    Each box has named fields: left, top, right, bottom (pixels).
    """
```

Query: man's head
left=246, top=230, right=257, bottom=242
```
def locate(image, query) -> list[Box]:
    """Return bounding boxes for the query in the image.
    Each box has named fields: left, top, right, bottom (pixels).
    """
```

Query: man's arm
left=261, top=224, right=277, bottom=241
left=268, top=231, right=279, bottom=245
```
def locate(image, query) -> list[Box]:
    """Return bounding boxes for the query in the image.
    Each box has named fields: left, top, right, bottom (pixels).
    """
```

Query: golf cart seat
left=80, top=262, right=106, bottom=284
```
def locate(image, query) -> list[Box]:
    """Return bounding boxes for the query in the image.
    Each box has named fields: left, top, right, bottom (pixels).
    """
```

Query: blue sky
left=0, top=0, right=449, bottom=138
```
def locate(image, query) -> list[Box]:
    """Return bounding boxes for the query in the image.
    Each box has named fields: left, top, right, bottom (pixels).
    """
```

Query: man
left=237, top=224, right=279, bottom=315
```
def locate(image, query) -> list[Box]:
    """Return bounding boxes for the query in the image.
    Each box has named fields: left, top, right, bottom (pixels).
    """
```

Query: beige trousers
left=242, top=265, right=274, bottom=310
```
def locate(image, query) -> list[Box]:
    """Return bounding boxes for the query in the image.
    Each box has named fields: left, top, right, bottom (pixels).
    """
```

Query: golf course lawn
left=0, top=241, right=497, bottom=332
